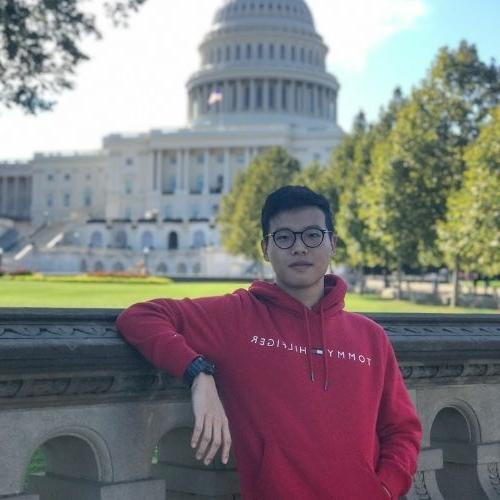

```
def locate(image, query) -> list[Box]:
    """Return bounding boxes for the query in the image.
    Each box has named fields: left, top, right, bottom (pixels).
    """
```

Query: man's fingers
left=203, top=418, right=223, bottom=465
left=221, top=418, right=232, bottom=464
left=191, top=414, right=204, bottom=448
left=196, top=415, right=213, bottom=460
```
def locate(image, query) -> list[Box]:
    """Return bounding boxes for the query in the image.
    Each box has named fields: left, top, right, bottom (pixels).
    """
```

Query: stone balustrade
left=1, top=309, right=499, bottom=500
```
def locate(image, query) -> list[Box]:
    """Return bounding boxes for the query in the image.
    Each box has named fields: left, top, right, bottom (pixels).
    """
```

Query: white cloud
left=312, top=0, right=428, bottom=71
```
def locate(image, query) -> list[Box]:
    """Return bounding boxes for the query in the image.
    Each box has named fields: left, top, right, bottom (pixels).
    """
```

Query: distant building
left=0, top=0, right=343, bottom=276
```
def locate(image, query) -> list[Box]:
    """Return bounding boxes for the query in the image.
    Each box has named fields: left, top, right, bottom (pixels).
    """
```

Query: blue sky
left=335, top=0, right=500, bottom=131
left=0, top=0, right=498, bottom=160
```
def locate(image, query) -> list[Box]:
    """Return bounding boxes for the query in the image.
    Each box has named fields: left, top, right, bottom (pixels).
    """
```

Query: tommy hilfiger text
left=250, top=336, right=372, bottom=366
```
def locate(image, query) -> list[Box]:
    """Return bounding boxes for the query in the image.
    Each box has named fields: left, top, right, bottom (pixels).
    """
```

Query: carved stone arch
left=23, top=426, right=114, bottom=499
left=27, top=426, right=113, bottom=483
left=430, top=400, right=488, bottom=500
left=151, top=410, right=239, bottom=498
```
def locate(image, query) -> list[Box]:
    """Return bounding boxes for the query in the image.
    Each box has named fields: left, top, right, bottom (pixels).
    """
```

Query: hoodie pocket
left=253, top=441, right=390, bottom=500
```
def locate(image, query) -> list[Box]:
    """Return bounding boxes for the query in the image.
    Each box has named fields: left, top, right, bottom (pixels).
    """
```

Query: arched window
left=141, top=231, right=154, bottom=249
left=90, top=231, right=103, bottom=248
left=269, top=44, right=275, bottom=59
left=257, top=43, right=264, bottom=59
left=84, top=188, right=92, bottom=207
left=177, top=262, right=187, bottom=274
left=156, top=263, right=168, bottom=275
left=112, top=262, right=125, bottom=272
left=80, top=260, right=87, bottom=273
left=193, top=230, right=206, bottom=249
left=94, top=261, right=105, bottom=272
left=193, top=262, right=202, bottom=274
left=236, top=45, right=241, bottom=60
left=114, top=230, right=127, bottom=249
left=168, top=231, right=178, bottom=250
left=246, top=44, right=252, bottom=59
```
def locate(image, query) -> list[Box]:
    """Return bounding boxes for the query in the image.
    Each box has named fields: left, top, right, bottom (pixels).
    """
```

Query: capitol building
left=0, top=0, right=343, bottom=276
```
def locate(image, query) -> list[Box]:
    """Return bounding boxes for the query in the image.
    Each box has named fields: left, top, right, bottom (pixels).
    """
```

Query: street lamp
left=143, top=246, right=150, bottom=276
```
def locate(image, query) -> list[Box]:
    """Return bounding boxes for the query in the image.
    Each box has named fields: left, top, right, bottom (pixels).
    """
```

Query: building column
left=237, top=80, right=244, bottom=112
left=263, top=80, right=269, bottom=112
left=222, top=81, right=229, bottom=113
left=333, top=90, right=338, bottom=123
left=276, top=80, right=283, bottom=113
left=0, top=177, right=6, bottom=215
left=223, top=149, right=231, bottom=193
left=201, top=85, right=208, bottom=114
left=176, top=150, right=182, bottom=192
left=203, top=150, right=210, bottom=195
left=183, top=150, right=190, bottom=193
left=249, top=79, right=256, bottom=111
left=314, top=85, right=319, bottom=117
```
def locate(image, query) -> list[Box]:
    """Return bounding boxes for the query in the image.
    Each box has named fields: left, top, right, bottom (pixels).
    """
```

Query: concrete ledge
left=27, top=475, right=165, bottom=500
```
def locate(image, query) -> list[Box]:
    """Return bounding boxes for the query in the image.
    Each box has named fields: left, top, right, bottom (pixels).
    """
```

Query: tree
left=360, top=42, right=499, bottom=297
left=330, top=93, right=405, bottom=292
left=438, top=106, right=500, bottom=305
left=0, top=0, right=146, bottom=113
left=218, top=147, right=301, bottom=262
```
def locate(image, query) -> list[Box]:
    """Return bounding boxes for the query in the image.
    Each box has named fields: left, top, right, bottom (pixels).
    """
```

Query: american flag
left=208, top=88, right=223, bottom=106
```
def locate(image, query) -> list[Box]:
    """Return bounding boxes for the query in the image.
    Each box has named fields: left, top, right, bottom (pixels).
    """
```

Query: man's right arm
left=116, top=296, right=238, bottom=465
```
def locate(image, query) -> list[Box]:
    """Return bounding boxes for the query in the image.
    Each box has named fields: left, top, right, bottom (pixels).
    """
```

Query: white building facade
left=0, top=0, right=343, bottom=276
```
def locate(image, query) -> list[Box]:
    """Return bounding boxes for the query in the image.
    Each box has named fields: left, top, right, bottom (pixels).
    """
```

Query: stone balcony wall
left=0, top=309, right=499, bottom=500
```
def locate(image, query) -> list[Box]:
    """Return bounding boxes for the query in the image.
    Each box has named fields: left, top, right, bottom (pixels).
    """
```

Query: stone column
left=176, top=150, right=182, bottom=192
left=203, top=150, right=210, bottom=195
left=223, top=81, right=229, bottom=113
left=276, top=80, right=283, bottom=112
left=201, top=85, right=208, bottom=114
left=249, top=79, right=256, bottom=111
left=263, top=80, right=269, bottom=112
left=183, top=150, right=190, bottom=193
left=318, top=86, right=324, bottom=118
left=314, top=85, right=319, bottom=117
left=0, top=177, right=6, bottom=215
left=236, top=80, right=245, bottom=112
left=223, top=149, right=231, bottom=193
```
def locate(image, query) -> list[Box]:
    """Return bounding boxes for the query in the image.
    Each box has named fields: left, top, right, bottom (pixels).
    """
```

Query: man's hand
left=190, top=372, right=232, bottom=466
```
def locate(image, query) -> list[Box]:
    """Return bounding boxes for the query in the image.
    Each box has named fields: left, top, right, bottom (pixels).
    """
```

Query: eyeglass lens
left=273, top=228, right=325, bottom=249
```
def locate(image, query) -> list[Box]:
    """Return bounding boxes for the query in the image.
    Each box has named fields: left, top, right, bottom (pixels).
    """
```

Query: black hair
left=261, top=185, right=334, bottom=238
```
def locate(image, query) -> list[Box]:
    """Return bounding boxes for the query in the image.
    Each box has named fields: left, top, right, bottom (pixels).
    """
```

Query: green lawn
left=0, top=279, right=497, bottom=313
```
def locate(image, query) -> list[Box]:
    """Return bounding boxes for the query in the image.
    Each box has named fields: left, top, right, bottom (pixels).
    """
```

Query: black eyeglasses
left=266, top=227, right=332, bottom=249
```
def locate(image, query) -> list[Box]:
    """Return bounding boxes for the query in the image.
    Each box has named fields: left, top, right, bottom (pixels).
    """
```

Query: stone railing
left=0, top=309, right=499, bottom=500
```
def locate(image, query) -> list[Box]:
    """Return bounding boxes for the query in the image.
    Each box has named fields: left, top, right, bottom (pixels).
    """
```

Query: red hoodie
left=116, top=275, right=422, bottom=499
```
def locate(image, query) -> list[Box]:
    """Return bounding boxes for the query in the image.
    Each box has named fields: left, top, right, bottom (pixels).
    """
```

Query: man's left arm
left=376, top=338, right=422, bottom=498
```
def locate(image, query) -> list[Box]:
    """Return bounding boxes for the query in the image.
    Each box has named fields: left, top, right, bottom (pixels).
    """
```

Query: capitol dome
left=212, top=0, right=316, bottom=32
left=186, top=0, right=340, bottom=129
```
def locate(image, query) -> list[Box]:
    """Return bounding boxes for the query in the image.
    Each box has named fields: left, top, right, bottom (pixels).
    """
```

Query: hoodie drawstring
left=320, top=306, right=330, bottom=391
left=305, top=308, right=315, bottom=382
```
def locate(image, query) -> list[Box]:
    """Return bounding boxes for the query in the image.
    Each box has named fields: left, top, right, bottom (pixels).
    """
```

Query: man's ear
left=261, top=239, right=269, bottom=261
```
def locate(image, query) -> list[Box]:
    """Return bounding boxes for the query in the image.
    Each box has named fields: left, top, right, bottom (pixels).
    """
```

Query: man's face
left=261, top=206, right=335, bottom=291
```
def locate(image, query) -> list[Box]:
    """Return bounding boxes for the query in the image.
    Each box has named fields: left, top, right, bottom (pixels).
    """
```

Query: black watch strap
left=183, top=356, right=216, bottom=387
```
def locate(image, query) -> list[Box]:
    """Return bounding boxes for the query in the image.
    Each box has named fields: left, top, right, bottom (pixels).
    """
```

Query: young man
left=116, top=185, right=422, bottom=500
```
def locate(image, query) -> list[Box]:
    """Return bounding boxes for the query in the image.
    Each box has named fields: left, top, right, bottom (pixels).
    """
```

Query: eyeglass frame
left=264, top=226, right=334, bottom=250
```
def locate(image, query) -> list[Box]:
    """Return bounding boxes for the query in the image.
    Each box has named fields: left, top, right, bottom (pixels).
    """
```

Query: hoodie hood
left=248, top=273, right=347, bottom=316
left=249, top=274, right=347, bottom=390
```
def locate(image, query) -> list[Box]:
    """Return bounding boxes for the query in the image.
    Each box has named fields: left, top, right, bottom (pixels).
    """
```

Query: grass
left=0, top=278, right=497, bottom=313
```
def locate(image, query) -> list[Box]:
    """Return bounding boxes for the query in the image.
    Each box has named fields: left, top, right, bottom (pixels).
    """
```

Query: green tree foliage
left=330, top=92, right=405, bottom=274
left=360, top=42, right=499, bottom=275
left=218, top=147, right=301, bottom=261
left=292, top=161, right=338, bottom=222
left=0, top=0, right=146, bottom=113
left=438, top=106, right=500, bottom=277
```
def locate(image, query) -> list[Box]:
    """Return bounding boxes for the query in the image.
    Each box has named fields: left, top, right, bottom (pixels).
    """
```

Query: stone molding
left=1, top=310, right=499, bottom=407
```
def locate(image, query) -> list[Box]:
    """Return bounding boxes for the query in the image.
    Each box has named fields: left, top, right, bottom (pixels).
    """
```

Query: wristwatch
left=183, top=356, right=216, bottom=387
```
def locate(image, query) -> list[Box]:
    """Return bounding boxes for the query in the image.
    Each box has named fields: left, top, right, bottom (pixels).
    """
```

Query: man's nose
left=291, top=235, right=308, bottom=253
